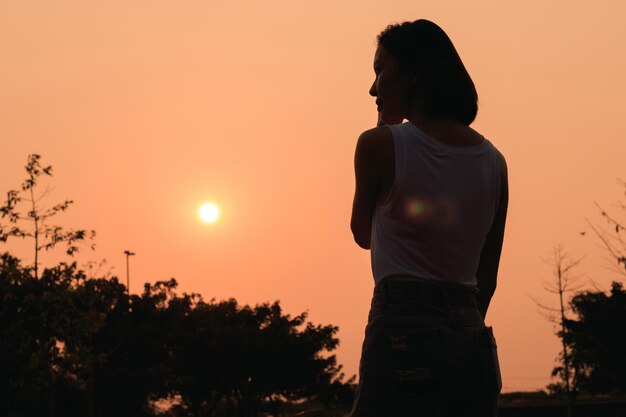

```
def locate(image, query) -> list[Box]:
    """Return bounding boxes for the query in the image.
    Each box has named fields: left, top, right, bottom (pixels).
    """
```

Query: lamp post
left=124, top=250, right=135, bottom=294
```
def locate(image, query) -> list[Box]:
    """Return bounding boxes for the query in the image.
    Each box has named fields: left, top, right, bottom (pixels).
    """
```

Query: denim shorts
left=350, top=276, right=502, bottom=417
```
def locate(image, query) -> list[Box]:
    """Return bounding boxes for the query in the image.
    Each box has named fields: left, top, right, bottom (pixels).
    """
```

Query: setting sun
left=199, top=203, right=219, bottom=223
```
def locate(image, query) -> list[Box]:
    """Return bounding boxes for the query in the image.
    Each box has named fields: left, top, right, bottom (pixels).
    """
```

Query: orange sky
left=2, top=1, right=626, bottom=392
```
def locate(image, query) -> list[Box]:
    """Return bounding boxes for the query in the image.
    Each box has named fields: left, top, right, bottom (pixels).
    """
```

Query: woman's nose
left=369, top=80, right=377, bottom=97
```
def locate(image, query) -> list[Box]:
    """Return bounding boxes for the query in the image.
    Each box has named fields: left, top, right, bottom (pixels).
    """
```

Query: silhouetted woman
left=350, top=19, right=508, bottom=417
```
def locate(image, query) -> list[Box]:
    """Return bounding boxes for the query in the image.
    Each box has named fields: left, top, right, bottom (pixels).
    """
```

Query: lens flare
left=404, top=195, right=459, bottom=229
left=405, top=196, right=432, bottom=222
left=407, top=200, right=426, bottom=216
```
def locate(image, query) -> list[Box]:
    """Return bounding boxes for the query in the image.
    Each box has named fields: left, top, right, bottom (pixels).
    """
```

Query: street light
left=124, top=250, right=135, bottom=294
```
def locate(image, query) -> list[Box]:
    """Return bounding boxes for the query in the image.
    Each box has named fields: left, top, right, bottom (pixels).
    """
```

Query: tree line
left=0, top=254, right=355, bottom=417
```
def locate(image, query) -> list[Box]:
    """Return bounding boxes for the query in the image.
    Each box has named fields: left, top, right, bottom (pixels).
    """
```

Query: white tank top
left=371, top=121, right=502, bottom=289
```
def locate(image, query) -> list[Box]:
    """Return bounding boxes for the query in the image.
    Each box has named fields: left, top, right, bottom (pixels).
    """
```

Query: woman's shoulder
left=355, top=125, right=395, bottom=178
left=357, top=125, right=394, bottom=145
left=354, top=126, right=395, bottom=196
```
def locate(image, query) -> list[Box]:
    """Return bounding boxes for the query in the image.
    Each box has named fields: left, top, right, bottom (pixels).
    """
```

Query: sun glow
left=199, top=203, right=219, bottom=223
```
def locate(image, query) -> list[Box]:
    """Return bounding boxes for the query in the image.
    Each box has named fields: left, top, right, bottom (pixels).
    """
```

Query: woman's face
left=369, top=44, right=416, bottom=125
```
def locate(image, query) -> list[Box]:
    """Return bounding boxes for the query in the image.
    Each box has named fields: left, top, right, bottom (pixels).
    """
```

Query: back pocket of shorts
left=381, top=327, right=444, bottom=396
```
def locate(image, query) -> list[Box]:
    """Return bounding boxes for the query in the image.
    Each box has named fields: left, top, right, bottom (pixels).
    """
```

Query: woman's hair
left=377, top=19, right=478, bottom=125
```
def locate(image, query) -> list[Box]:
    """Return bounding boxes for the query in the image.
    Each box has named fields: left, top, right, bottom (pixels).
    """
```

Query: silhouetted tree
left=0, top=253, right=97, bottom=417
left=530, top=245, right=585, bottom=415
left=545, top=180, right=626, bottom=398
left=587, top=178, right=626, bottom=276
left=0, top=154, right=95, bottom=278
left=168, top=297, right=350, bottom=417
left=563, top=282, right=626, bottom=395
left=229, top=301, right=345, bottom=417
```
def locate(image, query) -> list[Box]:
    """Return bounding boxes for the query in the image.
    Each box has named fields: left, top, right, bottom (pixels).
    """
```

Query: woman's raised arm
left=350, top=126, right=390, bottom=249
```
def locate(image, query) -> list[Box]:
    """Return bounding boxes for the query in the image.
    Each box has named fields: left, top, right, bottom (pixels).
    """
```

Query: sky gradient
left=2, top=0, right=626, bottom=392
